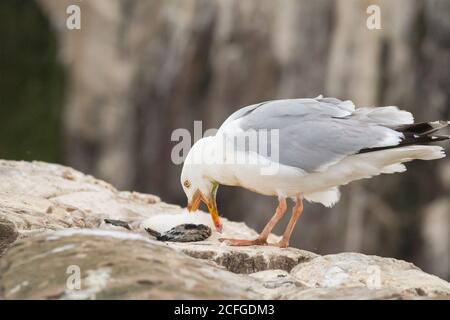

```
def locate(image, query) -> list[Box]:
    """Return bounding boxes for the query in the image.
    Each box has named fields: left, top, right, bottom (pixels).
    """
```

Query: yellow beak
left=187, top=190, right=202, bottom=213
left=187, top=190, right=222, bottom=233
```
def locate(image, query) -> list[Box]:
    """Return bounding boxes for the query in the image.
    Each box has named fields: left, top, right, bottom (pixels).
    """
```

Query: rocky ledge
left=0, top=160, right=449, bottom=299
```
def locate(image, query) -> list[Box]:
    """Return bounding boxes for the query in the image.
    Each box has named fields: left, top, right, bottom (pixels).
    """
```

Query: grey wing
left=219, top=96, right=354, bottom=130
left=221, top=97, right=402, bottom=172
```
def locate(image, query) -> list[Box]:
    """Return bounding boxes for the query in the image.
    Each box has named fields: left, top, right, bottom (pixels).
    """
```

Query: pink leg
left=219, top=198, right=287, bottom=246
left=276, top=197, right=303, bottom=248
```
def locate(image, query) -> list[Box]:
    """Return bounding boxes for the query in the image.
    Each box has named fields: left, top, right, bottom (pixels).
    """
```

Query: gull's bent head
left=181, top=137, right=222, bottom=232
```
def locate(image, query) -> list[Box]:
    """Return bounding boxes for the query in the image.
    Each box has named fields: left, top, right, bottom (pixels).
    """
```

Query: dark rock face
left=175, top=243, right=317, bottom=274
left=0, top=218, right=18, bottom=256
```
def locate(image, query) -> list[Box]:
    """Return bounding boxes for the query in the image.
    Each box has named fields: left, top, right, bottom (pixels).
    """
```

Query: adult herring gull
left=181, top=96, right=450, bottom=248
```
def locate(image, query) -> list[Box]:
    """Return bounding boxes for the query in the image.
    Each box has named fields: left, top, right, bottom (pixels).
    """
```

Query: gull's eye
left=183, top=180, right=191, bottom=188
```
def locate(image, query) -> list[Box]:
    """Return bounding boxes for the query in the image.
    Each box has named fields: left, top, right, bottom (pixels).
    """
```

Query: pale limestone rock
left=0, top=160, right=449, bottom=299
left=290, top=253, right=450, bottom=298
left=0, top=230, right=258, bottom=299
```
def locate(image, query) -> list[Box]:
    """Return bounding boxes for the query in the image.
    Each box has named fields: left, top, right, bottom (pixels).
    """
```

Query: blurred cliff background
left=1, top=0, right=449, bottom=280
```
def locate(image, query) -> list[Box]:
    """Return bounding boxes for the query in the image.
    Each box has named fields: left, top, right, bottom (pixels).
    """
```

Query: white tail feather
left=304, top=187, right=340, bottom=207
left=381, top=163, right=407, bottom=174
left=302, top=146, right=446, bottom=207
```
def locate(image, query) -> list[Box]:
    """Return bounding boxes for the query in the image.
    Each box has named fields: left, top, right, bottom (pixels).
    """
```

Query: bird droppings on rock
left=145, top=224, right=212, bottom=242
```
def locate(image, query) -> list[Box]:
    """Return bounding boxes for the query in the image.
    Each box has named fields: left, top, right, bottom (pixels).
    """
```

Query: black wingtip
left=394, top=120, right=449, bottom=135
left=358, top=132, right=450, bottom=154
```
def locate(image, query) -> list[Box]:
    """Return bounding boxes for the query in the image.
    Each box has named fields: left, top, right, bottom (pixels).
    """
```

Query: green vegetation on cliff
left=0, top=0, right=64, bottom=162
